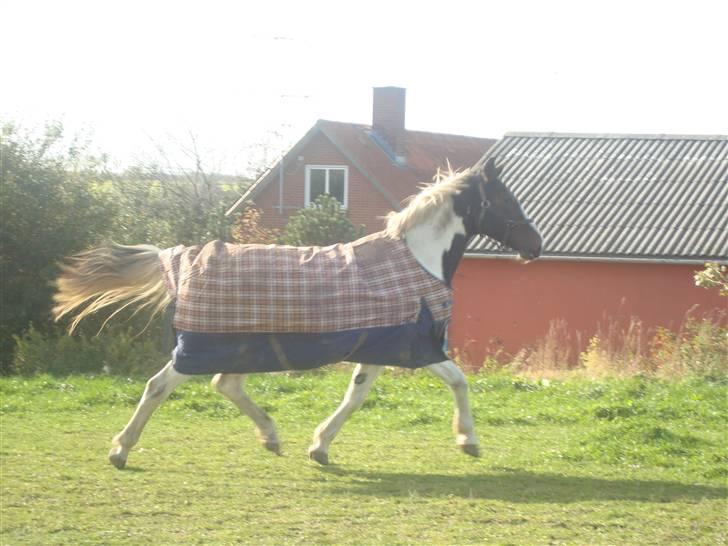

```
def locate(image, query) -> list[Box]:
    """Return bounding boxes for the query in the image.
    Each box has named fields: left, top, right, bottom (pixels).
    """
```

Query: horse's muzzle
left=518, top=240, right=542, bottom=262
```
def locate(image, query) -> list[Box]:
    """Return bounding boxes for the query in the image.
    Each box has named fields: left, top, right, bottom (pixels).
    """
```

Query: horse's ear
left=484, top=157, right=501, bottom=181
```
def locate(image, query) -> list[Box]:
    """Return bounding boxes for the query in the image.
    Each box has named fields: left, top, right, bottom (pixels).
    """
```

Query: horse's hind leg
left=309, top=364, right=383, bottom=465
left=211, top=373, right=281, bottom=455
left=109, top=361, right=190, bottom=469
left=427, top=360, right=479, bottom=457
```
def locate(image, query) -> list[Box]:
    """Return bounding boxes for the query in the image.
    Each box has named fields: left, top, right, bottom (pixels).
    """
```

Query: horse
left=53, top=157, right=542, bottom=469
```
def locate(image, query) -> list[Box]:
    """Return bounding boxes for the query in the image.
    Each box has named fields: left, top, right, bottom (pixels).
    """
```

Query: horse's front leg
left=309, top=363, right=383, bottom=465
left=427, top=360, right=480, bottom=457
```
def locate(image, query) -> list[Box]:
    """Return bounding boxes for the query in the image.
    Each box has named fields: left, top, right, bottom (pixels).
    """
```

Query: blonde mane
left=385, top=167, right=472, bottom=238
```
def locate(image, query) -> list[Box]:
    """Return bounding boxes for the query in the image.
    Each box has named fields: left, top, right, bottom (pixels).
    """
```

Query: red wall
left=449, top=258, right=727, bottom=367
left=253, top=132, right=393, bottom=235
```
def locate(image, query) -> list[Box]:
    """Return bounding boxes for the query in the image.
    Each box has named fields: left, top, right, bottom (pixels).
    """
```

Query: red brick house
left=226, top=87, right=495, bottom=234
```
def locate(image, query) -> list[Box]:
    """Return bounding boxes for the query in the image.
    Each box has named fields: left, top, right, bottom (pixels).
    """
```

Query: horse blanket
left=158, top=232, right=453, bottom=374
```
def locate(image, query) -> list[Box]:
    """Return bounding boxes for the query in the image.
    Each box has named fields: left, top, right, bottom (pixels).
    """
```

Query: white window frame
left=304, top=165, right=349, bottom=209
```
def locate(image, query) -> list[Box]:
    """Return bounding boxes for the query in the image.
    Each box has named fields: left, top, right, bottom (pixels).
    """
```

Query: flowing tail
left=53, top=244, right=171, bottom=333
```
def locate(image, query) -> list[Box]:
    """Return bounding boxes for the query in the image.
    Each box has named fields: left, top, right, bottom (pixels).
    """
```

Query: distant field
left=1, top=369, right=726, bottom=545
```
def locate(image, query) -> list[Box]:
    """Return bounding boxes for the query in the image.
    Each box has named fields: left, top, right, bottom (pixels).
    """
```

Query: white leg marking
left=109, top=361, right=190, bottom=469
left=427, top=360, right=480, bottom=457
left=309, top=364, right=383, bottom=465
left=211, top=373, right=281, bottom=455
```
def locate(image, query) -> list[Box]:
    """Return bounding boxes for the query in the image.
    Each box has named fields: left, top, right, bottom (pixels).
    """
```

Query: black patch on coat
left=442, top=233, right=468, bottom=287
left=442, top=177, right=482, bottom=286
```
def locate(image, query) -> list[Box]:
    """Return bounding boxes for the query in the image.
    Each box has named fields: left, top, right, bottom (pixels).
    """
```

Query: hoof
left=108, top=448, right=128, bottom=470
left=263, top=441, right=282, bottom=456
left=460, top=444, right=480, bottom=458
left=308, top=449, right=329, bottom=465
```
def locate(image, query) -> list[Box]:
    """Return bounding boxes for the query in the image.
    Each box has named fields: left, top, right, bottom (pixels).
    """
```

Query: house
left=226, top=87, right=496, bottom=233
left=449, top=132, right=728, bottom=366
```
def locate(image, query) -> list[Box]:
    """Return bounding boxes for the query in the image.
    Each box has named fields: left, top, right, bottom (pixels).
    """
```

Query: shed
left=450, top=132, right=728, bottom=365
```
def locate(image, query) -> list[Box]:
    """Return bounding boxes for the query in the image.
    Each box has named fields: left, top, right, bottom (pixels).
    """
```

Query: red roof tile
left=319, top=120, right=495, bottom=205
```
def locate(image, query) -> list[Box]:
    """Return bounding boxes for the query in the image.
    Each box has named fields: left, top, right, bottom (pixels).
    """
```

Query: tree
left=695, top=262, right=728, bottom=297
left=231, top=205, right=279, bottom=244
left=1, top=123, right=256, bottom=374
left=0, top=123, right=113, bottom=373
left=279, top=194, right=363, bottom=246
left=103, top=133, right=251, bottom=249
left=104, top=165, right=248, bottom=249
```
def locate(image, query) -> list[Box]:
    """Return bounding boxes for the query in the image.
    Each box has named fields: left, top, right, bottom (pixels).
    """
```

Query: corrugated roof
left=227, top=120, right=495, bottom=215
left=468, top=132, right=728, bottom=262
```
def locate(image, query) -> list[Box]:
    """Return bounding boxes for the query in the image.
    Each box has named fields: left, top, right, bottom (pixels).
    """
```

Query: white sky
left=2, top=0, right=727, bottom=174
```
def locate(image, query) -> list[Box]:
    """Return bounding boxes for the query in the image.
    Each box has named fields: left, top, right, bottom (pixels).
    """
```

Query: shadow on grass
left=316, top=467, right=727, bottom=503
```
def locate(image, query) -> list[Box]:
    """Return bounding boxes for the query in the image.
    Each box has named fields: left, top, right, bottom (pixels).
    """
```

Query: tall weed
left=651, top=317, right=728, bottom=379
left=511, top=319, right=582, bottom=374
left=511, top=314, right=726, bottom=379
left=580, top=316, right=652, bottom=377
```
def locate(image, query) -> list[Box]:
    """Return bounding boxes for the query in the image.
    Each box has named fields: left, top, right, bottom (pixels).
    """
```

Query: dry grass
left=507, top=313, right=727, bottom=380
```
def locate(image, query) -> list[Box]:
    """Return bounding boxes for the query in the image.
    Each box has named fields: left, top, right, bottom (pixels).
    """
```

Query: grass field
left=1, top=369, right=726, bottom=545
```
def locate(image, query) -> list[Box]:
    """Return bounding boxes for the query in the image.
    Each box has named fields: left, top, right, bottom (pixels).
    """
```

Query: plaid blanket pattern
left=158, top=232, right=452, bottom=334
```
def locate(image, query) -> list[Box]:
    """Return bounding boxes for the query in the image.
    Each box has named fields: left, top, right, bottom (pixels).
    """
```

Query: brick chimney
left=372, top=86, right=406, bottom=164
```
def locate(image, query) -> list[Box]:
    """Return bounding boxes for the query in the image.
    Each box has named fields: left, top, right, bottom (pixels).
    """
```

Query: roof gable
left=469, top=132, right=728, bottom=262
left=227, top=120, right=495, bottom=215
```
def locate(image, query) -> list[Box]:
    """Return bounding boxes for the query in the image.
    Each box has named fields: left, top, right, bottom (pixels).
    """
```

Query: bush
left=0, top=123, right=113, bottom=374
left=13, top=325, right=168, bottom=377
left=279, top=194, right=363, bottom=246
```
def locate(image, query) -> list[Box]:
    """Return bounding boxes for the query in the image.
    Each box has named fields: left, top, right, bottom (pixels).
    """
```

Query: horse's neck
left=404, top=207, right=468, bottom=287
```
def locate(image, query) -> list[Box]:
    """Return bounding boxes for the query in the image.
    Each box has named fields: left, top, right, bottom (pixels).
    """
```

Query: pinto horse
left=53, top=157, right=542, bottom=469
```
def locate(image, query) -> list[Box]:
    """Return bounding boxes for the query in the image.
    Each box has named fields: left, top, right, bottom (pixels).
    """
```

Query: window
left=305, top=166, right=348, bottom=208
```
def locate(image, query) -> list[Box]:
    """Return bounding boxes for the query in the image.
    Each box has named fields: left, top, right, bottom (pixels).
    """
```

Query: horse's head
left=464, top=157, right=542, bottom=261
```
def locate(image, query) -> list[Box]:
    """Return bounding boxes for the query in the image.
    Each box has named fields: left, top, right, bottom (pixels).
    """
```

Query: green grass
left=1, top=369, right=726, bottom=545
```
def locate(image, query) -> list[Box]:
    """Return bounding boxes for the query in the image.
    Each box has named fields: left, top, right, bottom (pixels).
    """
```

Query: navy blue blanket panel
left=172, top=304, right=448, bottom=375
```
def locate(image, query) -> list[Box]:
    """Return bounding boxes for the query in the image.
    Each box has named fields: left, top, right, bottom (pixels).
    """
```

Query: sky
left=2, top=0, right=727, bottom=174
